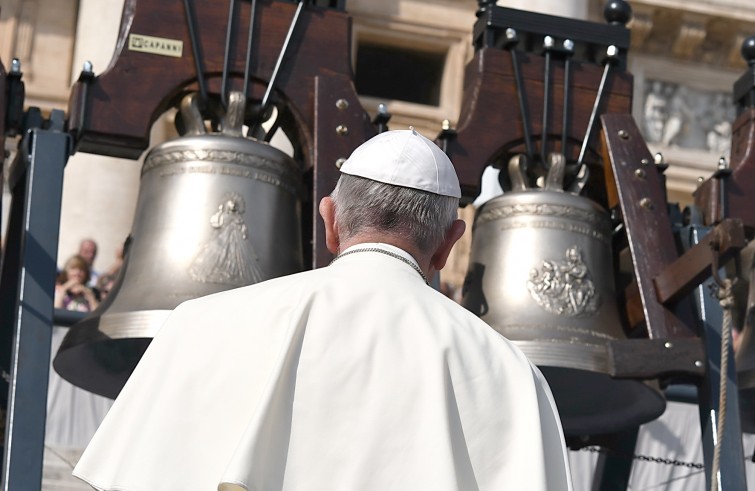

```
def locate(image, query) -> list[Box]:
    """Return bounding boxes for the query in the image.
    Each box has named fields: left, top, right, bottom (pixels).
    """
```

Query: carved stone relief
left=640, top=79, right=735, bottom=157
left=625, top=1, right=753, bottom=71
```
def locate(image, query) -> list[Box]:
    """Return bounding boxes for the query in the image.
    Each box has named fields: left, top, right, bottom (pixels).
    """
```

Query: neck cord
left=329, top=247, right=429, bottom=285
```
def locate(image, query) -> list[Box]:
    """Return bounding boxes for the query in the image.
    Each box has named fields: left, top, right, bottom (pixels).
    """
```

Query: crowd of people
left=55, top=238, right=123, bottom=313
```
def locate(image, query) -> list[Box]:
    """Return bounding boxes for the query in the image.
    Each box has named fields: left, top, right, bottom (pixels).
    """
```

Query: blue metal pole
left=679, top=217, right=748, bottom=491
left=0, top=109, right=71, bottom=490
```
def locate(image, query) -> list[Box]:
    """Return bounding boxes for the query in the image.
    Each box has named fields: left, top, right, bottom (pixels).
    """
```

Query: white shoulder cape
left=74, top=245, right=573, bottom=491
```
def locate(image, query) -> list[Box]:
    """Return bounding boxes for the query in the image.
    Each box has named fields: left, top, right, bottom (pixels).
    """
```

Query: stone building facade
left=1, top=0, right=755, bottom=489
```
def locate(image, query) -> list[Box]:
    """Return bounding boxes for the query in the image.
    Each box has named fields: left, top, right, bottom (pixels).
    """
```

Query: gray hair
left=331, top=174, right=459, bottom=254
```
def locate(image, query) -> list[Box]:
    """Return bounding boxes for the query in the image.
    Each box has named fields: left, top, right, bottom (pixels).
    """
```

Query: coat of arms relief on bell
left=526, top=245, right=600, bottom=317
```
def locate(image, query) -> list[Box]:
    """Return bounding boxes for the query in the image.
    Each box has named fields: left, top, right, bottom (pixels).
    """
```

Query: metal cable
left=580, top=446, right=703, bottom=469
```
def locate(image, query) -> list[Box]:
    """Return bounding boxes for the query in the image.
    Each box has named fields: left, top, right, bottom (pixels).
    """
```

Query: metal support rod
left=183, top=0, right=208, bottom=104
left=561, top=39, right=574, bottom=159
left=373, top=103, right=392, bottom=135
left=577, top=45, right=617, bottom=166
left=541, top=36, right=553, bottom=161
left=243, top=0, right=258, bottom=98
left=439, top=119, right=456, bottom=155
left=221, top=0, right=238, bottom=108
left=590, top=428, right=639, bottom=491
left=260, top=0, right=305, bottom=115
left=713, top=158, right=731, bottom=224
left=504, top=29, right=534, bottom=162
left=0, top=110, right=71, bottom=491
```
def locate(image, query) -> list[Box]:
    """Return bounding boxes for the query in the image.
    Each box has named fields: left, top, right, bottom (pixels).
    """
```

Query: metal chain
left=580, top=446, right=704, bottom=469
left=330, top=247, right=429, bottom=285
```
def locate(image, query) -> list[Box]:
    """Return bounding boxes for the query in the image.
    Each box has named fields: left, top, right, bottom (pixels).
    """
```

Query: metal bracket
left=600, top=113, right=694, bottom=339
left=608, top=338, right=705, bottom=379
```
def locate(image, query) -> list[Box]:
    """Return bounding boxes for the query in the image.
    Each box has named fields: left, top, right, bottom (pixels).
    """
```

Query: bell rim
left=502, top=340, right=667, bottom=436
left=538, top=366, right=666, bottom=437
left=510, top=339, right=614, bottom=373
left=58, top=310, right=171, bottom=347
left=53, top=310, right=171, bottom=399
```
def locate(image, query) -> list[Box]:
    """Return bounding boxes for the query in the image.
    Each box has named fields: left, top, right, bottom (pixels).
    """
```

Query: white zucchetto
left=340, top=128, right=462, bottom=198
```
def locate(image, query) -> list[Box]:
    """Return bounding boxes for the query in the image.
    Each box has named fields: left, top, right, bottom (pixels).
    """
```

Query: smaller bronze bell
left=463, top=156, right=665, bottom=437
left=54, top=93, right=304, bottom=398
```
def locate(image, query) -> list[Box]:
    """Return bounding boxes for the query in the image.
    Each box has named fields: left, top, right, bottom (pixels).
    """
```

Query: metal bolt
left=335, top=99, right=349, bottom=110
left=335, top=158, right=346, bottom=169
left=442, top=119, right=452, bottom=131
left=563, top=39, right=575, bottom=52
left=618, top=129, right=629, bottom=139
left=83, top=60, right=94, bottom=74
left=336, top=125, right=349, bottom=136
left=654, top=152, right=665, bottom=165
left=640, top=197, right=654, bottom=210
left=664, top=342, right=673, bottom=349
left=607, top=45, right=619, bottom=58
left=634, top=168, right=646, bottom=179
left=718, top=157, right=728, bottom=170
left=505, top=28, right=517, bottom=40
left=695, top=360, right=703, bottom=368
left=640, top=158, right=650, bottom=166
left=377, top=103, right=388, bottom=115
left=544, top=36, right=554, bottom=49
left=10, top=58, right=20, bottom=74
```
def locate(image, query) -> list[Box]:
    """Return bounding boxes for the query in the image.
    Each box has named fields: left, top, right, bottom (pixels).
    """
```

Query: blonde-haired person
left=54, top=254, right=99, bottom=312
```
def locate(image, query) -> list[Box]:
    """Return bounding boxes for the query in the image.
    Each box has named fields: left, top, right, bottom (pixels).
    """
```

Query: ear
left=429, top=219, right=466, bottom=272
left=319, top=196, right=340, bottom=254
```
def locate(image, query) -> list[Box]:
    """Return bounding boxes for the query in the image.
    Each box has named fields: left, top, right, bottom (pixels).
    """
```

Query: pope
left=74, top=129, right=573, bottom=491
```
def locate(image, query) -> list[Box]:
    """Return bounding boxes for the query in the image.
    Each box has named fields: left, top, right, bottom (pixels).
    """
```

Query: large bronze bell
left=463, top=156, right=665, bottom=437
left=54, top=93, right=304, bottom=398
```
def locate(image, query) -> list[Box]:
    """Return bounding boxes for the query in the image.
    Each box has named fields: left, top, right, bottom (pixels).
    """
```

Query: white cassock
left=74, top=243, right=573, bottom=491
